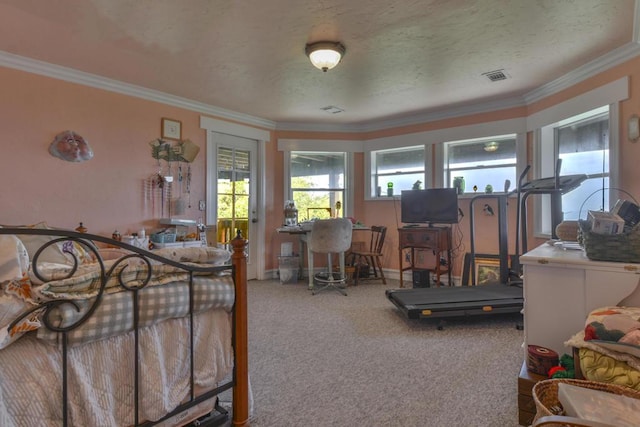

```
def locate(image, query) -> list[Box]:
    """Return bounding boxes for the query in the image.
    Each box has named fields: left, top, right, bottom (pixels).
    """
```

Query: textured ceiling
left=0, top=0, right=637, bottom=128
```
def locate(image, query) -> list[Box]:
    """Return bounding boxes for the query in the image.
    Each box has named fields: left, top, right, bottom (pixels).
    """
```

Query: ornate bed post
left=231, top=230, right=250, bottom=426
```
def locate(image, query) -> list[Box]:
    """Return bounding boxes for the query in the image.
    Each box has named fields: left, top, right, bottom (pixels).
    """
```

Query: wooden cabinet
left=520, top=243, right=640, bottom=357
left=398, top=226, right=452, bottom=287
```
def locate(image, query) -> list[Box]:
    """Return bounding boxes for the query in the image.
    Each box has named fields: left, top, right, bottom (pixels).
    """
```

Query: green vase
left=453, top=177, right=465, bottom=195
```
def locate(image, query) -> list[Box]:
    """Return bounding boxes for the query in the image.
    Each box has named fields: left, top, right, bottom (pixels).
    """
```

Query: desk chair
left=307, top=218, right=353, bottom=295
left=348, top=225, right=387, bottom=285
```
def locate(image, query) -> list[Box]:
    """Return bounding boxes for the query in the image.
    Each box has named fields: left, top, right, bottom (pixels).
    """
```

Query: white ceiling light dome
left=305, top=41, right=346, bottom=72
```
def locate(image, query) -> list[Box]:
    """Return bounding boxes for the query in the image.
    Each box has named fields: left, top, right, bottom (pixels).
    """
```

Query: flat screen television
left=401, top=188, right=459, bottom=225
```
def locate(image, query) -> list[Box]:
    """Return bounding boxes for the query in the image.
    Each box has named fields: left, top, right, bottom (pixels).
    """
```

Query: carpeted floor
left=243, top=278, right=525, bottom=427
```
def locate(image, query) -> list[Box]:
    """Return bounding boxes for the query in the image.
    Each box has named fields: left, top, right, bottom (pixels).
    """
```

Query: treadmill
left=386, top=283, right=523, bottom=321
left=386, top=161, right=586, bottom=325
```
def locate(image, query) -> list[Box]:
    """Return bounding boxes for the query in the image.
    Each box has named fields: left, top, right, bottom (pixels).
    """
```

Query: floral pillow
left=584, top=306, right=640, bottom=359
left=0, top=235, right=29, bottom=283
left=61, top=240, right=97, bottom=265
left=2, top=222, right=70, bottom=265
left=0, top=234, right=41, bottom=349
left=2, top=222, right=96, bottom=266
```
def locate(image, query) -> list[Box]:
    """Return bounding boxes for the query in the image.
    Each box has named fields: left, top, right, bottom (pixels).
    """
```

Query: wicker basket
left=532, top=378, right=640, bottom=425
left=578, top=220, right=640, bottom=263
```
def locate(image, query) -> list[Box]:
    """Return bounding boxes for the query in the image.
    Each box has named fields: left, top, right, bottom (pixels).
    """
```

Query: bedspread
left=37, top=275, right=235, bottom=346
left=0, top=308, right=233, bottom=427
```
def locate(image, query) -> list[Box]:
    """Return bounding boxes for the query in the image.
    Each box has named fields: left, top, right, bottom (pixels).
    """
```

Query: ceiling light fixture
left=484, top=141, right=499, bottom=152
left=305, top=41, right=346, bottom=72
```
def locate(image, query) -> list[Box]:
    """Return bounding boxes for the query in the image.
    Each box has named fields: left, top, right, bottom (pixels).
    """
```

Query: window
left=537, top=106, right=610, bottom=235
left=369, top=146, right=425, bottom=198
left=444, top=135, right=517, bottom=194
left=289, top=151, right=346, bottom=221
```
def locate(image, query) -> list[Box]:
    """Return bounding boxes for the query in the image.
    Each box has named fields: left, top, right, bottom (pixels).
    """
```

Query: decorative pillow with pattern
left=0, top=234, right=41, bottom=349
left=9, top=222, right=71, bottom=265
left=2, top=222, right=96, bottom=266
left=583, top=306, right=640, bottom=359
left=0, top=235, right=29, bottom=283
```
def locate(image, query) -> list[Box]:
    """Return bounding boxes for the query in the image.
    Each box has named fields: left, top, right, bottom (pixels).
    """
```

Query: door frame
left=201, top=116, right=269, bottom=280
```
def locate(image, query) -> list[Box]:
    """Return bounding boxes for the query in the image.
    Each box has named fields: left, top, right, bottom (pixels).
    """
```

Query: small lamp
left=305, top=41, right=346, bottom=72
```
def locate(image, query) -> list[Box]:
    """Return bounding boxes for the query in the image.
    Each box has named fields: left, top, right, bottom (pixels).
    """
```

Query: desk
left=398, top=226, right=452, bottom=288
left=277, top=224, right=369, bottom=289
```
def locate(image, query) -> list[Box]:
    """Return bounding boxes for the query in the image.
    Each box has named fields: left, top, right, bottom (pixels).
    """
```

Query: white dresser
left=521, top=243, right=640, bottom=357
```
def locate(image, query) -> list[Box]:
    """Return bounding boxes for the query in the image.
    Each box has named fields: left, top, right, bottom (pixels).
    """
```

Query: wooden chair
left=348, top=225, right=387, bottom=285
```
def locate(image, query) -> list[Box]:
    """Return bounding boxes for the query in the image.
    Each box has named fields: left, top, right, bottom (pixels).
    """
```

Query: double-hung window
left=536, top=106, right=610, bottom=235
left=369, top=146, right=426, bottom=198
left=288, top=151, right=347, bottom=221
left=443, top=135, right=517, bottom=194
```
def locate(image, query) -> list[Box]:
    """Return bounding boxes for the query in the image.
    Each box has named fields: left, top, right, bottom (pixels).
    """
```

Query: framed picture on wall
left=161, top=118, right=182, bottom=140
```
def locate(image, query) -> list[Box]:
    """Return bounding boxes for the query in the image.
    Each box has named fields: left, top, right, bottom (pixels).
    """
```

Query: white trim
left=275, top=96, right=527, bottom=133
left=200, top=116, right=270, bottom=142
left=283, top=151, right=292, bottom=204
left=432, top=144, right=443, bottom=188
left=609, top=102, right=621, bottom=190
left=363, top=145, right=430, bottom=200
left=526, top=77, right=629, bottom=131
left=3, top=30, right=638, bottom=136
left=346, top=152, right=355, bottom=217
left=523, top=43, right=640, bottom=105
left=277, top=139, right=364, bottom=152
left=283, top=151, right=354, bottom=218
left=532, top=104, right=616, bottom=237
left=366, top=118, right=527, bottom=151
left=201, top=116, right=268, bottom=280
left=635, top=0, right=640, bottom=43
left=515, top=133, right=528, bottom=188
left=0, top=50, right=276, bottom=130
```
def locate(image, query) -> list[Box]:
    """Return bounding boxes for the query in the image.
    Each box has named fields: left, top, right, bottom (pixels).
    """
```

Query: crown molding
left=0, top=50, right=276, bottom=130
left=274, top=96, right=527, bottom=133
left=2, top=34, right=640, bottom=135
left=523, top=41, right=640, bottom=105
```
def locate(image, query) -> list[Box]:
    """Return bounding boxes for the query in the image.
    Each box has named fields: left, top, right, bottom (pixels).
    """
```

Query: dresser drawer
left=399, top=228, right=444, bottom=247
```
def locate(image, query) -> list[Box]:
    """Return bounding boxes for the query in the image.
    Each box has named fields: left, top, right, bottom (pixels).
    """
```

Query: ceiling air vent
left=320, top=105, right=344, bottom=114
left=482, top=69, right=509, bottom=82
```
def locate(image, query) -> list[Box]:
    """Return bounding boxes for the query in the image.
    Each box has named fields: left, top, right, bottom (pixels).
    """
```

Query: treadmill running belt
left=386, top=284, right=523, bottom=320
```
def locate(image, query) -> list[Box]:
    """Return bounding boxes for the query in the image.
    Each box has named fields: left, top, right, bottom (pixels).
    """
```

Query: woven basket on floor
left=578, top=220, right=640, bottom=263
left=532, top=378, right=640, bottom=426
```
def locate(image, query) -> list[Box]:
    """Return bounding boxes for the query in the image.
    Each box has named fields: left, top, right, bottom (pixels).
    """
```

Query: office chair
left=348, top=225, right=387, bottom=285
left=307, top=218, right=353, bottom=295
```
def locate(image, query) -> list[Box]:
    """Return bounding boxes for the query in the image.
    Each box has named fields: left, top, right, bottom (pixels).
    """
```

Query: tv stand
left=398, top=226, right=452, bottom=287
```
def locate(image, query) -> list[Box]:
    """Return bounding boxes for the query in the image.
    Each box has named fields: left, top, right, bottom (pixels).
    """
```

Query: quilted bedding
left=37, top=274, right=234, bottom=346
left=0, top=308, right=233, bottom=426
left=0, top=227, right=246, bottom=426
left=566, top=305, right=640, bottom=390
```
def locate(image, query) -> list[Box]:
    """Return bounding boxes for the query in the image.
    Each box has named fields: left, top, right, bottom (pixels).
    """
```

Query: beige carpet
left=245, top=278, right=526, bottom=427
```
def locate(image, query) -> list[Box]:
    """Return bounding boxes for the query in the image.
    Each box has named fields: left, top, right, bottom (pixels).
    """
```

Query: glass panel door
left=217, top=146, right=251, bottom=246
left=214, top=134, right=257, bottom=279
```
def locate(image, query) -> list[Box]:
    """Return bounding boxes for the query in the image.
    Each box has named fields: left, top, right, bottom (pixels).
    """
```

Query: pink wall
left=3, top=54, right=640, bottom=277
left=0, top=66, right=208, bottom=236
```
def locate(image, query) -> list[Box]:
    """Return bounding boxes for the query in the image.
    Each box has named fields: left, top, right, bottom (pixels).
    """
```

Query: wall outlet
left=198, top=200, right=206, bottom=211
